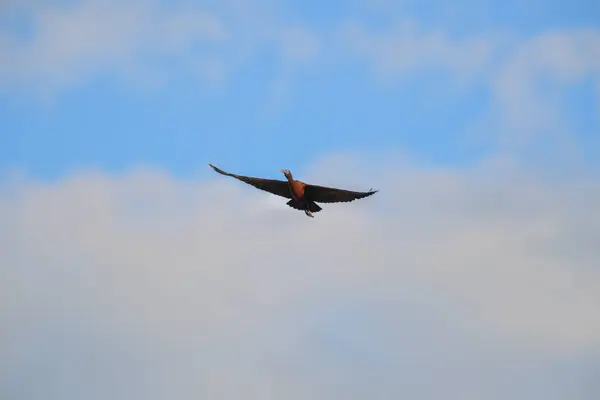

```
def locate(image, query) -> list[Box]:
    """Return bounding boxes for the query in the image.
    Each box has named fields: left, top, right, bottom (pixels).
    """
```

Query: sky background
left=1, top=0, right=600, bottom=399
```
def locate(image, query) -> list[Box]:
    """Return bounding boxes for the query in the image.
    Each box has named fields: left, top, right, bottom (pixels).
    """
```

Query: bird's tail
left=286, top=200, right=322, bottom=213
left=308, top=201, right=322, bottom=212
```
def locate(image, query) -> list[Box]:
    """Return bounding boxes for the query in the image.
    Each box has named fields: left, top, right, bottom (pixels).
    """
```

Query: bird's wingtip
left=208, top=163, right=229, bottom=176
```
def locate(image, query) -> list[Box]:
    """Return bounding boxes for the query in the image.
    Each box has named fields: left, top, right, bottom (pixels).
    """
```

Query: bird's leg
left=304, top=208, right=314, bottom=218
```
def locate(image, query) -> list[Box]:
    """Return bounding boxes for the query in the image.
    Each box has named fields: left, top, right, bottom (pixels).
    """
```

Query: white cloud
left=489, top=28, right=600, bottom=150
left=334, top=19, right=495, bottom=84
left=277, top=25, right=322, bottom=64
left=1, top=155, right=599, bottom=399
left=0, top=0, right=323, bottom=95
left=335, top=20, right=600, bottom=155
left=0, top=0, right=229, bottom=92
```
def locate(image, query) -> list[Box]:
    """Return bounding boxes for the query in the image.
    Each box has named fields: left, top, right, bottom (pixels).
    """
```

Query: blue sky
left=1, top=0, right=598, bottom=180
left=1, top=1, right=600, bottom=400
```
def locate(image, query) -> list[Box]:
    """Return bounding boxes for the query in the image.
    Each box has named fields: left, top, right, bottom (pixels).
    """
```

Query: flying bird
left=209, top=164, right=378, bottom=218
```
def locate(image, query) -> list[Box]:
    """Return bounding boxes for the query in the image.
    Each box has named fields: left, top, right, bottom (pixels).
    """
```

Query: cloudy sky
left=1, top=0, right=599, bottom=399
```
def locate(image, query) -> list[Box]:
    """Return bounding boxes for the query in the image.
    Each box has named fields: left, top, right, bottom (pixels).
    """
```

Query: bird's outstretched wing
left=305, top=184, right=378, bottom=203
left=209, top=164, right=292, bottom=199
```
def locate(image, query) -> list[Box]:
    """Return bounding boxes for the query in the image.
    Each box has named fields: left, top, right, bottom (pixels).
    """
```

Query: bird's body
left=209, top=163, right=377, bottom=218
left=288, top=180, right=306, bottom=199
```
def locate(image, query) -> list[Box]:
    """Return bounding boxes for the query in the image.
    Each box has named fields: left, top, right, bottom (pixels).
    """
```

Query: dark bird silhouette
left=209, top=163, right=378, bottom=218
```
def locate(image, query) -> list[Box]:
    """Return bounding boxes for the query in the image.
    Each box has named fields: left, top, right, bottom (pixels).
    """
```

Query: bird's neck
left=284, top=174, right=294, bottom=183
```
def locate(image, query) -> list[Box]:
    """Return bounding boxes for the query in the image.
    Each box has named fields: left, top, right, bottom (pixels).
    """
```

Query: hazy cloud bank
left=1, top=154, right=599, bottom=399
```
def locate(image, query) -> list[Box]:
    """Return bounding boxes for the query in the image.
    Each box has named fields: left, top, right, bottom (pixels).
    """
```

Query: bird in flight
left=209, top=163, right=378, bottom=218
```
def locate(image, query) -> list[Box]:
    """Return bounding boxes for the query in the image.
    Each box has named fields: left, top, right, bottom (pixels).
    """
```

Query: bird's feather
left=209, top=164, right=292, bottom=199
left=286, top=199, right=323, bottom=212
left=304, top=184, right=378, bottom=203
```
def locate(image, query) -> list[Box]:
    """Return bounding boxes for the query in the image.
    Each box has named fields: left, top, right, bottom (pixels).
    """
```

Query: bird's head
left=279, top=169, right=292, bottom=179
